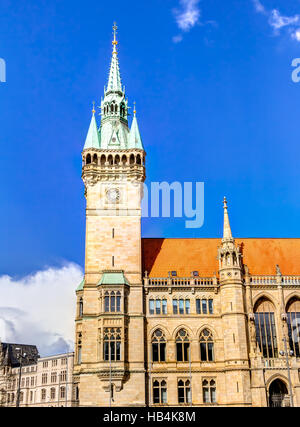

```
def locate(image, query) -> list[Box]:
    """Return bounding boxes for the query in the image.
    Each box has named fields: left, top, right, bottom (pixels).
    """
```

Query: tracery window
left=254, top=299, right=278, bottom=358
left=287, top=298, right=300, bottom=357
left=202, top=379, right=216, bottom=404
left=176, top=329, right=190, bottom=362
left=152, top=329, right=166, bottom=362
left=178, top=379, right=191, bottom=404
left=153, top=380, right=167, bottom=404
left=104, top=291, right=121, bottom=313
left=200, top=329, right=214, bottom=361
left=41, top=389, right=46, bottom=401
left=103, top=328, right=121, bottom=361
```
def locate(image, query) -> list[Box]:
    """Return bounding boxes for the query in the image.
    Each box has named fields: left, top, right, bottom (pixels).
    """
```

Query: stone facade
left=1, top=351, right=76, bottom=407
left=74, top=26, right=300, bottom=407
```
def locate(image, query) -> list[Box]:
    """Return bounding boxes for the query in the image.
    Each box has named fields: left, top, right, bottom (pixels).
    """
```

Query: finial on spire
left=92, top=101, right=96, bottom=115
left=133, top=101, right=137, bottom=116
left=223, top=197, right=228, bottom=209
left=222, top=197, right=233, bottom=241
left=112, top=22, right=118, bottom=54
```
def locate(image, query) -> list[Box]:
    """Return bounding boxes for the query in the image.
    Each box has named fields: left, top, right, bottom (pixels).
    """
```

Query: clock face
left=106, top=188, right=120, bottom=204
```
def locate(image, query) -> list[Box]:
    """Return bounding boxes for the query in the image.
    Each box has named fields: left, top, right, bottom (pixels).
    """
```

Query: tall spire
left=106, top=22, right=122, bottom=93
left=223, top=197, right=233, bottom=242
left=129, top=103, right=144, bottom=149
left=83, top=103, right=101, bottom=150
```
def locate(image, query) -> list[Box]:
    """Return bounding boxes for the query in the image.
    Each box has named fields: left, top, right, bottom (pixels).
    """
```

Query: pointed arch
left=254, top=296, right=278, bottom=359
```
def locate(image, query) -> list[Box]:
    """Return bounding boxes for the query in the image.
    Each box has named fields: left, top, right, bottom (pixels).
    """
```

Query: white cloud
left=174, top=0, right=201, bottom=32
left=253, top=0, right=266, bottom=14
left=253, top=1, right=300, bottom=42
left=172, top=0, right=202, bottom=42
left=173, top=34, right=184, bottom=44
left=292, top=28, right=300, bottom=41
left=0, top=263, right=83, bottom=357
left=269, top=9, right=299, bottom=31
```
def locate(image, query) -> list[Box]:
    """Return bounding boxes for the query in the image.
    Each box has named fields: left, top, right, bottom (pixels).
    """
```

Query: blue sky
left=1, top=0, right=300, bottom=277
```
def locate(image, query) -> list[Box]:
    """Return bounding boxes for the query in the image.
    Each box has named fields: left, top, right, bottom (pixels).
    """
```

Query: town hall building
left=74, top=25, right=300, bottom=407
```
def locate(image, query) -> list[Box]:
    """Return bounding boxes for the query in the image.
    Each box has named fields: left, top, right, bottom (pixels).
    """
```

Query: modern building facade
left=74, top=25, right=300, bottom=407
left=0, top=344, right=76, bottom=407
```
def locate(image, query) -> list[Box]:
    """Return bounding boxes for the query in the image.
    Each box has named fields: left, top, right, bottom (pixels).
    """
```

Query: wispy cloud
left=172, top=0, right=201, bottom=43
left=0, top=263, right=83, bottom=356
left=252, top=0, right=300, bottom=42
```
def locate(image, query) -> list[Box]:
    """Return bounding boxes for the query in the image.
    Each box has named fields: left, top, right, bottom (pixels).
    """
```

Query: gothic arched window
left=86, top=154, right=91, bottom=165
left=202, top=379, right=216, bottom=404
left=254, top=298, right=278, bottom=358
left=176, top=329, right=190, bottom=362
left=153, top=380, right=167, bottom=404
left=104, top=291, right=122, bottom=313
left=103, top=328, right=121, bottom=361
left=200, top=329, right=214, bottom=361
left=152, top=329, right=166, bottom=362
left=287, top=298, right=300, bottom=357
left=178, top=379, right=191, bottom=404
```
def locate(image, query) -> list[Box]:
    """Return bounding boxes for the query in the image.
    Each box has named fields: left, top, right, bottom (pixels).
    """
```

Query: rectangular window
left=196, top=299, right=201, bottom=314
left=77, top=346, right=82, bottom=364
left=179, top=299, right=184, bottom=315
left=149, top=300, right=154, bottom=315
left=152, top=343, right=159, bottom=362
left=156, top=300, right=161, bottom=315
left=104, top=342, right=109, bottom=361
left=162, top=300, right=167, bottom=315
left=105, top=296, right=110, bottom=313
left=202, top=299, right=207, bottom=315
left=173, top=300, right=178, bottom=314
left=185, top=299, right=190, bottom=314
left=117, top=295, right=121, bottom=312
left=111, top=295, right=116, bottom=312
left=208, top=299, right=213, bottom=314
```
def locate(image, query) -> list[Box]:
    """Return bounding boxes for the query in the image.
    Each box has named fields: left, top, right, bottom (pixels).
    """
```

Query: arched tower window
left=176, top=329, right=190, bottom=362
left=152, top=329, right=166, bottom=362
left=93, top=154, right=98, bottom=164
left=100, top=155, right=106, bottom=166
left=254, top=298, right=278, bottom=358
left=115, top=155, right=120, bottom=165
left=130, top=154, right=135, bottom=165
left=200, top=329, right=214, bottom=361
left=122, top=155, right=127, bottom=165
left=86, top=154, right=91, bottom=165
left=287, top=298, right=300, bottom=357
left=108, top=155, right=113, bottom=166
left=136, top=154, right=141, bottom=165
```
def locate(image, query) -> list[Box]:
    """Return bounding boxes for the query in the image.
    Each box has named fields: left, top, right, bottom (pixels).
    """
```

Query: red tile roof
left=142, top=238, right=300, bottom=277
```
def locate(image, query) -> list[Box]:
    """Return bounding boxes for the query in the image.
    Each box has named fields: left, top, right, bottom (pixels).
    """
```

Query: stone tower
left=218, top=198, right=251, bottom=406
left=74, top=24, right=146, bottom=407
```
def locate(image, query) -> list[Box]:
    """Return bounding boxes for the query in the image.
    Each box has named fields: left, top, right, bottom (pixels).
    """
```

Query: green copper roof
left=129, top=114, right=144, bottom=150
left=83, top=113, right=101, bottom=150
left=76, top=279, right=85, bottom=292
left=99, top=272, right=129, bottom=286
